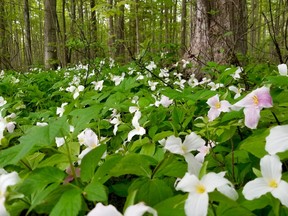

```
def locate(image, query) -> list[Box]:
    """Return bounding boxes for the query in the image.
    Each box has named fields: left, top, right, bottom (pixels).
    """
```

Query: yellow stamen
left=268, top=179, right=278, bottom=188
left=252, top=95, right=259, bottom=105
left=215, top=102, right=221, bottom=109
left=196, top=184, right=206, bottom=194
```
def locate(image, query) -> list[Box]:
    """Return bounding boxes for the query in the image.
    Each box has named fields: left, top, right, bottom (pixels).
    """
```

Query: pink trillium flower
left=207, top=94, right=231, bottom=121
left=232, top=86, right=273, bottom=129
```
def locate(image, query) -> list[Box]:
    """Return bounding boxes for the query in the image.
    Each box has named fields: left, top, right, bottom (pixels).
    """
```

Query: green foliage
left=1, top=60, right=288, bottom=215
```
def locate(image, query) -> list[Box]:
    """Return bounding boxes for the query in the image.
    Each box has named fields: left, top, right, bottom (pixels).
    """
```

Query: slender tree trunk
left=180, top=0, right=187, bottom=55
left=24, top=0, right=32, bottom=67
left=61, top=0, right=69, bottom=66
left=115, top=3, right=125, bottom=61
left=135, top=0, right=140, bottom=55
left=0, top=0, right=9, bottom=69
left=108, top=0, right=115, bottom=57
left=90, top=0, right=97, bottom=59
left=44, top=0, right=58, bottom=69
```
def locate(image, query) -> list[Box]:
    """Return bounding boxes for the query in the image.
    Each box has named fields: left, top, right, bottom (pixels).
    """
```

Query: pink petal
left=243, top=107, right=260, bottom=129
left=208, top=107, right=221, bottom=121
left=256, top=87, right=273, bottom=108
left=206, top=94, right=219, bottom=107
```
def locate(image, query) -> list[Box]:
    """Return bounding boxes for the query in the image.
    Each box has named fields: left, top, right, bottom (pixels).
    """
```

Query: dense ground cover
left=1, top=57, right=288, bottom=216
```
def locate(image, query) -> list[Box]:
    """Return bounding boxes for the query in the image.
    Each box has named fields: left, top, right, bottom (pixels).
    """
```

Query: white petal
left=87, top=203, right=122, bottom=216
left=242, top=178, right=272, bottom=200
left=184, top=192, right=209, bottom=216
left=206, top=94, right=219, bottom=107
left=0, top=197, right=9, bottom=216
left=183, top=153, right=202, bottom=177
left=265, top=125, right=288, bottom=155
left=175, top=172, right=200, bottom=193
left=124, top=203, right=157, bottom=216
left=0, top=171, right=20, bottom=193
left=127, top=129, right=137, bottom=141
left=132, top=111, right=141, bottom=128
left=278, top=64, right=288, bottom=76
left=260, top=155, right=282, bottom=183
left=55, top=137, right=65, bottom=148
left=164, top=136, right=184, bottom=155
left=272, top=180, right=288, bottom=207
left=182, top=132, right=205, bottom=152
left=201, top=172, right=230, bottom=193
left=217, top=184, right=238, bottom=200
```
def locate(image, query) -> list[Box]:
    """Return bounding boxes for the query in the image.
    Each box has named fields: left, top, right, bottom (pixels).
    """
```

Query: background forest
left=0, top=0, right=287, bottom=71
left=2, top=1, right=288, bottom=216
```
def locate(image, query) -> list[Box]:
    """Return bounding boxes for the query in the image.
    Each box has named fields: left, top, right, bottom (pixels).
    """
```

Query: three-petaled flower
left=127, top=111, right=145, bottom=141
left=176, top=171, right=237, bottom=216
left=243, top=155, right=288, bottom=208
left=232, top=86, right=273, bottom=129
left=207, top=94, right=231, bottom=121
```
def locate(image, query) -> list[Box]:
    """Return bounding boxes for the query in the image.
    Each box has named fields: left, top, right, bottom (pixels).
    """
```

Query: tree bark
left=24, top=0, right=33, bottom=66
left=180, top=0, right=187, bottom=55
left=183, top=0, right=248, bottom=78
left=44, top=0, right=58, bottom=69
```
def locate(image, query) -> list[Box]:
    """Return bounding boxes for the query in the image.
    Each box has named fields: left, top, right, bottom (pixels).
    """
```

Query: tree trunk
left=90, top=0, right=97, bottom=59
left=108, top=0, right=115, bottom=57
left=180, top=0, right=187, bottom=55
left=44, top=0, right=58, bottom=69
left=183, top=0, right=247, bottom=78
left=24, top=0, right=33, bottom=67
left=115, top=3, right=125, bottom=61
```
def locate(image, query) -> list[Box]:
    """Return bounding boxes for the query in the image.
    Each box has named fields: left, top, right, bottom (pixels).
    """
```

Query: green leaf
left=152, top=131, right=174, bottom=142
left=153, top=194, right=186, bottom=216
left=50, top=187, right=82, bottom=216
left=153, top=154, right=187, bottom=178
left=93, top=155, right=123, bottom=184
left=69, top=105, right=102, bottom=133
left=27, top=183, right=59, bottom=214
left=140, top=143, right=155, bottom=156
left=130, top=137, right=150, bottom=151
left=81, top=144, right=107, bottom=182
left=18, top=167, right=65, bottom=195
left=240, top=129, right=270, bottom=158
left=129, top=177, right=173, bottom=206
left=266, top=76, right=288, bottom=87
left=110, top=153, right=157, bottom=177
left=84, top=180, right=107, bottom=202
left=0, top=126, right=50, bottom=166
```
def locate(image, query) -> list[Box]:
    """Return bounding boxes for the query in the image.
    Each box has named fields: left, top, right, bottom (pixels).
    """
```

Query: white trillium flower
left=0, top=171, right=20, bottom=216
left=176, top=171, right=236, bottom=216
left=127, top=110, right=146, bottom=141
left=87, top=202, right=157, bottom=216
left=243, top=155, right=288, bottom=207
left=265, top=125, right=288, bottom=155
left=207, top=94, right=231, bottom=121
left=146, top=61, right=157, bottom=71
left=159, top=68, right=169, bottom=77
left=207, top=82, right=224, bottom=91
left=56, top=102, right=68, bottom=117
left=164, top=132, right=205, bottom=176
left=66, top=85, right=84, bottom=99
left=91, top=80, right=104, bottom=91
left=77, top=128, right=100, bottom=160
left=228, top=86, right=244, bottom=99
left=277, top=63, right=287, bottom=76
left=111, top=73, right=125, bottom=86
left=230, top=67, right=243, bottom=80
left=154, top=95, right=173, bottom=108
left=148, top=80, right=158, bottom=91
